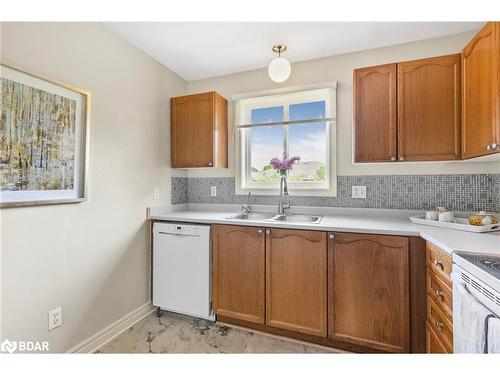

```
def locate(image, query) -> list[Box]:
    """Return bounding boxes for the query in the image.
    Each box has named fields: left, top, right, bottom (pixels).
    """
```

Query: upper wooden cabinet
left=354, top=63, right=398, bottom=162
left=462, top=22, right=500, bottom=159
left=266, top=228, right=327, bottom=337
left=171, top=91, right=228, bottom=168
left=212, top=225, right=265, bottom=324
left=354, top=54, right=462, bottom=162
left=398, top=54, right=461, bottom=161
left=328, top=232, right=410, bottom=353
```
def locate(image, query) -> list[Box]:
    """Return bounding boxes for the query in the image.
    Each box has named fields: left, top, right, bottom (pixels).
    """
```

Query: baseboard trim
left=67, top=302, right=157, bottom=353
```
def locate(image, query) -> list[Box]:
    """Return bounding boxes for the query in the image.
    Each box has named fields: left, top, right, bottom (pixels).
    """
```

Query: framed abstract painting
left=0, top=63, right=90, bottom=207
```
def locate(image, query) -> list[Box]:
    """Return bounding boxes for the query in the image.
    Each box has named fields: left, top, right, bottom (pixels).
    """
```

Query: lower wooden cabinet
left=426, top=322, right=450, bottom=354
left=210, top=224, right=419, bottom=352
left=212, top=225, right=265, bottom=324
left=328, top=232, right=410, bottom=352
left=425, top=242, right=453, bottom=353
left=266, top=228, right=327, bottom=337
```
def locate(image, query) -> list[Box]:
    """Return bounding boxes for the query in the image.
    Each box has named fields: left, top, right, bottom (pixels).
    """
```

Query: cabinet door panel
left=354, top=63, right=397, bottom=162
left=212, top=225, right=265, bottom=324
left=266, top=229, right=327, bottom=337
left=398, top=54, right=461, bottom=161
left=462, top=22, right=499, bottom=158
left=426, top=323, right=451, bottom=354
left=328, top=232, right=410, bottom=352
left=171, top=92, right=214, bottom=168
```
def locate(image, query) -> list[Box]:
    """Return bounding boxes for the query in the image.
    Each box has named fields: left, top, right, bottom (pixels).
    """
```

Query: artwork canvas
left=0, top=64, right=89, bottom=207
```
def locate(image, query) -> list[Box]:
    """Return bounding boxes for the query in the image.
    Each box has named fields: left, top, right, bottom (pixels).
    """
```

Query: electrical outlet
left=352, top=186, right=367, bottom=199
left=210, top=186, right=217, bottom=197
left=48, top=307, right=62, bottom=331
left=153, top=187, right=160, bottom=200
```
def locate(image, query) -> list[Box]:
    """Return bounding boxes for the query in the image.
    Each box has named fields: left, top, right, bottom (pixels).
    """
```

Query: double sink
left=227, top=212, right=322, bottom=224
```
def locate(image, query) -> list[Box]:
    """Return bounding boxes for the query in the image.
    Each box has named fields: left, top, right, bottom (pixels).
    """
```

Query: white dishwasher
left=153, top=222, right=214, bottom=320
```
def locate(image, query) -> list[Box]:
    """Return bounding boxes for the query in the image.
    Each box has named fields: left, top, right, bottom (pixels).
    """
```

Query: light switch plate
left=210, top=186, right=217, bottom=197
left=352, top=186, right=367, bottom=199
left=153, top=187, right=160, bottom=200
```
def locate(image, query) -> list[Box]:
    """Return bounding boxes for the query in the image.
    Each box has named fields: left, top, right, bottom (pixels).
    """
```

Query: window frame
left=234, top=82, right=337, bottom=197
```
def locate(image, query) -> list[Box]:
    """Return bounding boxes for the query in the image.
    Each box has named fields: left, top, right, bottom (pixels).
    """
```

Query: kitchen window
left=235, top=84, right=337, bottom=195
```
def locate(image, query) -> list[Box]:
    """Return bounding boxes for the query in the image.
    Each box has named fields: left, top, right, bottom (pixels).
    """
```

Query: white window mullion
left=284, top=104, right=289, bottom=157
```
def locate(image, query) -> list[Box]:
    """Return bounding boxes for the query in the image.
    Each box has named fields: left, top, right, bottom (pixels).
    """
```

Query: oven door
left=452, top=265, right=499, bottom=353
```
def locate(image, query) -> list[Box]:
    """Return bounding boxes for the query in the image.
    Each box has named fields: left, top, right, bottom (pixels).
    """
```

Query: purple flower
left=270, top=152, right=300, bottom=173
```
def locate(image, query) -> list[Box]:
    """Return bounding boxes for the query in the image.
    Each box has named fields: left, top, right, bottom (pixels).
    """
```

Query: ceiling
left=105, top=22, right=483, bottom=81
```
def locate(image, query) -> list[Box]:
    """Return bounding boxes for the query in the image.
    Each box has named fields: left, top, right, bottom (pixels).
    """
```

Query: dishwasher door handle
left=158, top=231, right=201, bottom=238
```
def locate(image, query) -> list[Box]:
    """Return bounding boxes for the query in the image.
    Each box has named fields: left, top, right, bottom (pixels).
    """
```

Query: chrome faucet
left=278, top=176, right=290, bottom=214
left=241, top=192, right=252, bottom=213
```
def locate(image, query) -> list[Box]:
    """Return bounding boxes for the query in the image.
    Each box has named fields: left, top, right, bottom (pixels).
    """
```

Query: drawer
left=427, top=296, right=453, bottom=352
left=426, top=322, right=451, bottom=354
left=426, top=242, right=452, bottom=286
left=427, top=269, right=453, bottom=321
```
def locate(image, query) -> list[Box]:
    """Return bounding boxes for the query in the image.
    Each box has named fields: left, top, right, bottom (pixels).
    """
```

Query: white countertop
left=149, top=205, right=500, bottom=256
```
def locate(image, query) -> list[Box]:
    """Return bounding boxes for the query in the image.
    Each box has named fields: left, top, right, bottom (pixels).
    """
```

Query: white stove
left=452, top=252, right=500, bottom=353
left=453, top=252, right=500, bottom=310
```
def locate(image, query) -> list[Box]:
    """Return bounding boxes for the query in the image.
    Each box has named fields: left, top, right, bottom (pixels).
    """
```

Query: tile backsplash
left=171, top=177, right=188, bottom=204
left=171, top=174, right=500, bottom=212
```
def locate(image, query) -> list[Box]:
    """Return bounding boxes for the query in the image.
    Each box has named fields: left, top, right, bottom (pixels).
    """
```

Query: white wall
left=0, top=22, right=187, bottom=352
left=187, top=31, right=500, bottom=178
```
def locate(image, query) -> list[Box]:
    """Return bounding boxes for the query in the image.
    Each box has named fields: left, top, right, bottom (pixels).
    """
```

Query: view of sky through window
left=249, top=101, right=327, bottom=183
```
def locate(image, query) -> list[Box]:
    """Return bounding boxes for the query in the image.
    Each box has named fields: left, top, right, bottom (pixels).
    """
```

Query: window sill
left=235, top=185, right=337, bottom=197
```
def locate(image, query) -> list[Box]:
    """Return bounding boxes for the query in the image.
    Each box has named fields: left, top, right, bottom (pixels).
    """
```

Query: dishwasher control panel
left=155, top=222, right=209, bottom=237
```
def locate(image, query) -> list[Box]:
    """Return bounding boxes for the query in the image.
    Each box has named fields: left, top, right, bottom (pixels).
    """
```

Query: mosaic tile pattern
left=171, top=177, right=188, bottom=204
left=493, top=174, right=500, bottom=213
left=173, top=174, right=500, bottom=212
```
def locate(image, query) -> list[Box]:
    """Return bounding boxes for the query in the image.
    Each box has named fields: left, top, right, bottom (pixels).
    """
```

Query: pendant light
left=268, top=44, right=291, bottom=83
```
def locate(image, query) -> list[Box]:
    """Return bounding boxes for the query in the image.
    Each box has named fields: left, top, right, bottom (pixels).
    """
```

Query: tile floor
left=98, top=310, right=337, bottom=354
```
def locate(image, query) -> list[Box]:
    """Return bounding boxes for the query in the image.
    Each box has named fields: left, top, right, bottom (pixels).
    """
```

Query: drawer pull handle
left=258, top=229, right=263, bottom=234
left=435, top=321, right=444, bottom=329
left=435, top=290, right=444, bottom=297
left=433, top=259, right=444, bottom=269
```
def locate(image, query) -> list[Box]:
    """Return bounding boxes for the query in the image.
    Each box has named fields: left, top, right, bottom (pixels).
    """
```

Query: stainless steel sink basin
left=272, top=214, right=322, bottom=224
left=227, top=212, right=276, bottom=220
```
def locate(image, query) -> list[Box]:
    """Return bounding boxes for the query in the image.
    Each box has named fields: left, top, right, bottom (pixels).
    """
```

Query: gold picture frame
left=0, top=62, right=91, bottom=208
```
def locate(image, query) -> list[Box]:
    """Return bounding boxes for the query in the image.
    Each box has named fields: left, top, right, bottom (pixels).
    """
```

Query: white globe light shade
left=268, top=57, right=291, bottom=83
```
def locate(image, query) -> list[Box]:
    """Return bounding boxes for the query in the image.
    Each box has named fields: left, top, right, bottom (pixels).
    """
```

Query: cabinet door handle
left=391, top=156, right=396, bottom=161
left=433, top=259, right=444, bottom=269
left=329, top=234, right=335, bottom=240
left=399, top=156, right=405, bottom=161
left=208, top=162, right=213, bottom=166
left=487, top=144, right=491, bottom=151
left=492, top=143, right=498, bottom=150
left=266, top=229, right=271, bottom=235
left=257, top=229, right=263, bottom=234
left=435, top=289, right=444, bottom=297
left=435, top=321, right=444, bottom=329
